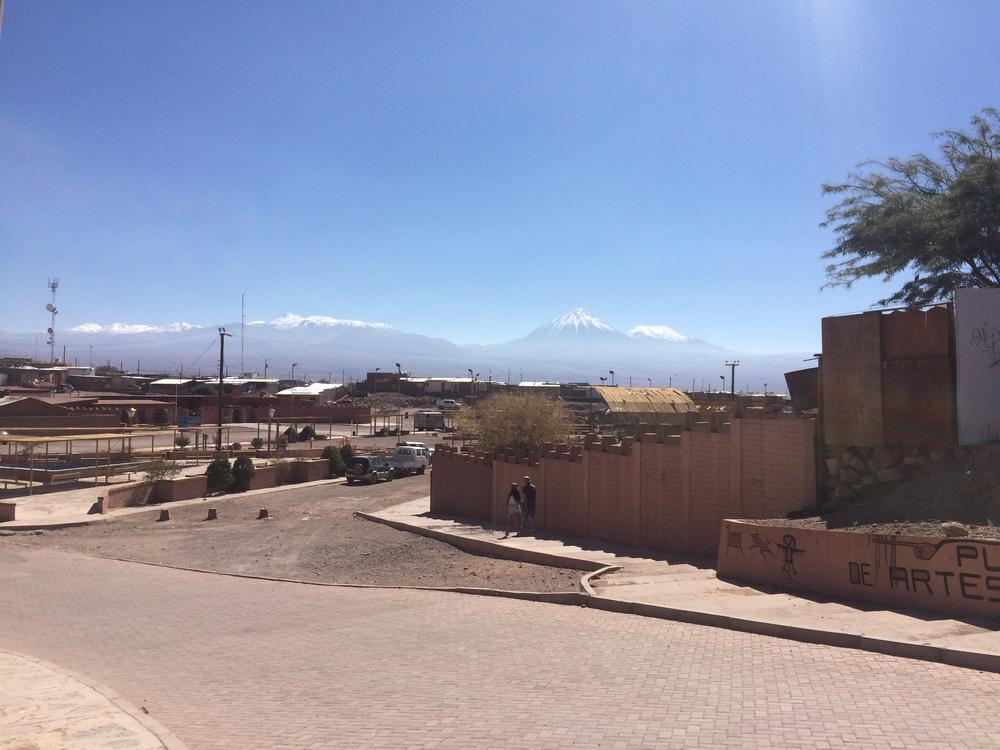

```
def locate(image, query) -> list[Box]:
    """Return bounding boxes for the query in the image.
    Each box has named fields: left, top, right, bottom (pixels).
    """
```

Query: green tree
left=206, top=457, right=233, bottom=492
left=251, top=437, right=264, bottom=450
left=191, top=383, right=217, bottom=396
left=230, top=455, right=256, bottom=492
left=461, top=392, right=572, bottom=452
left=299, top=424, right=316, bottom=441
left=339, top=442, right=354, bottom=462
left=95, top=364, right=122, bottom=376
left=322, top=444, right=347, bottom=477
left=283, top=426, right=299, bottom=443
left=821, top=107, right=1000, bottom=305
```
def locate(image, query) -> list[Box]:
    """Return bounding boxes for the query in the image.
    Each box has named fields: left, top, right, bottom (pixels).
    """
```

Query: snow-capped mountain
left=529, top=308, right=621, bottom=338
left=0, top=307, right=810, bottom=388
left=628, top=324, right=689, bottom=343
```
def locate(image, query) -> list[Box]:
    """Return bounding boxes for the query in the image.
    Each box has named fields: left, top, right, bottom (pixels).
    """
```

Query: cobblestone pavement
left=3, top=545, right=1000, bottom=749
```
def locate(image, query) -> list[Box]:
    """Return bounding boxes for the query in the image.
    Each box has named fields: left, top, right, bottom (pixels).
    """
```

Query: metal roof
left=150, top=378, right=194, bottom=386
left=276, top=383, right=344, bottom=396
left=593, top=386, right=696, bottom=417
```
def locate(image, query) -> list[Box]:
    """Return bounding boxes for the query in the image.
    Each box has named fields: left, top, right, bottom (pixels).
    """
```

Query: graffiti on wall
left=849, top=536, right=1000, bottom=604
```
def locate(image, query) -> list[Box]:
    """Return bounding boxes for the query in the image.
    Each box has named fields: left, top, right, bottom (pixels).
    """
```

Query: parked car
left=390, top=445, right=430, bottom=476
left=345, top=455, right=394, bottom=485
left=436, top=398, right=461, bottom=410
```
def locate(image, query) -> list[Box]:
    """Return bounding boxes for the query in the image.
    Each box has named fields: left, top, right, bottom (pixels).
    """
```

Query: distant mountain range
left=0, top=308, right=810, bottom=391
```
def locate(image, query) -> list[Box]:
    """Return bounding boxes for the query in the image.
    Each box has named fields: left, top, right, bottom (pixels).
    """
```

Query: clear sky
left=1, top=1, right=998, bottom=352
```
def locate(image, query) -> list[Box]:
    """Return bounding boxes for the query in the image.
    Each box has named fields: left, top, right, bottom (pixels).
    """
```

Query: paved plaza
left=3, top=544, right=1000, bottom=749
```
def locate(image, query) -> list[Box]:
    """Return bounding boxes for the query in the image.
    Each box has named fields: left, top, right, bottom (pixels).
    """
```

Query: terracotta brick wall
left=542, top=453, right=586, bottom=538
left=638, top=437, right=688, bottom=552
left=429, top=449, right=492, bottom=520
left=586, top=446, right=638, bottom=546
left=430, top=417, right=818, bottom=556
left=740, top=417, right=816, bottom=519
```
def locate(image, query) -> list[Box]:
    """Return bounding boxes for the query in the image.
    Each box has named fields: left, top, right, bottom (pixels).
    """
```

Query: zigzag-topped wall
left=431, top=412, right=817, bottom=556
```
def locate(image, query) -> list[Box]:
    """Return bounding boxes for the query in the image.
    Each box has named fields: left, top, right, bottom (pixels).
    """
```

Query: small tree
left=206, top=457, right=233, bottom=492
left=283, top=426, right=299, bottom=443
left=251, top=437, right=264, bottom=450
left=340, top=442, right=354, bottom=462
left=323, top=444, right=347, bottom=477
left=230, top=455, right=256, bottom=492
left=273, top=458, right=292, bottom=485
left=174, top=435, right=191, bottom=449
left=299, top=424, right=317, bottom=441
left=144, top=460, right=182, bottom=482
left=191, top=383, right=217, bottom=396
left=463, top=392, right=572, bottom=452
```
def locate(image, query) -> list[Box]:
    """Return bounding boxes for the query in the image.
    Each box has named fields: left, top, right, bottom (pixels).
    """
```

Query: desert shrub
left=273, top=459, right=292, bottom=485
left=462, top=392, right=572, bottom=452
left=251, top=437, right=264, bottom=449
left=230, top=455, right=256, bottom=492
left=144, top=460, right=181, bottom=482
left=231, top=442, right=242, bottom=451
left=323, top=444, right=346, bottom=477
left=206, top=457, right=233, bottom=492
left=174, top=435, right=191, bottom=449
left=283, top=426, right=299, bottom=443
left=299, top=424, right=316, bottom=441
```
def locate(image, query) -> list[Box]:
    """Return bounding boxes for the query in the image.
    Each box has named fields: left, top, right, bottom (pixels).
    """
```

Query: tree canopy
left=821, top=108, right=1000, bottom=306
left=460, top=392, right=572, bottom=452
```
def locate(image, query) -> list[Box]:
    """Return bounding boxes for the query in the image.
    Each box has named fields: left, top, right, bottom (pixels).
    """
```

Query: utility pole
left=725, top=360, right=740, bottom=397
left=217, top=327, right=232, bottom=450
left=240, top=292, right=246, bottom=376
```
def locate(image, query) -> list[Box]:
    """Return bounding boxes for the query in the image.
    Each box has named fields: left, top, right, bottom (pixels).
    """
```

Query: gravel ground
left=10, top=473, right=582, bottom=591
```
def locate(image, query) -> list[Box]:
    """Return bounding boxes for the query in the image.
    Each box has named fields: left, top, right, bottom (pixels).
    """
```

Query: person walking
left=500, top=481, right=522, bottom=539
left=521, top=475, right=537, bottom=534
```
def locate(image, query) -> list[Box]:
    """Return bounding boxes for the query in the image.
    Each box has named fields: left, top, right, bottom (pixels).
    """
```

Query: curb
left=356, top=509, right=1000, bottom=675
left=1, top=648, right=189, bottom=750
left=354, top=510, right=607, bottom=572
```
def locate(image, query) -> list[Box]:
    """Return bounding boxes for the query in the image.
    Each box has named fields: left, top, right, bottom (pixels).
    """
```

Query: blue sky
left=1, top=1, right=998, bottom=352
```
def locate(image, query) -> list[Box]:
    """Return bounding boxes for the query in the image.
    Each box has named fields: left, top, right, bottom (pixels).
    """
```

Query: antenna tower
left=241, top=292, right=245, bottom=376
left=46, top=278, right=59, bottom=363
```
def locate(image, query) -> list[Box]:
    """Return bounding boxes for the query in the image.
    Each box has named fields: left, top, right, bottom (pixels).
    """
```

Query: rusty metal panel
left=821, top=312, right=883, bottom=446
left=784, top=367, right=818, bottom=413
left=882, top=358, right=956, bottom=447
left=881, top=305, right=952, bottom=361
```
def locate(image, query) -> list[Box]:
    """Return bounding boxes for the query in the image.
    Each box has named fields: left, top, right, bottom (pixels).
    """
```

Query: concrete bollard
left=206, top=508, right=218, bottom=521
left=257, top=508, right=270, bottom=520
left=157, top=509, right=170, bottom=522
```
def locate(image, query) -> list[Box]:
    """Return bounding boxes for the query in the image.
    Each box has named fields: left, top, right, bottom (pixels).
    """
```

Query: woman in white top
left=501, top=482, right=522, bottom=539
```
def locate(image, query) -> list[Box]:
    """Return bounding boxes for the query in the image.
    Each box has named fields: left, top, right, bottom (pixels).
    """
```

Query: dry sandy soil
left=9, top=473, right=582, bottom=591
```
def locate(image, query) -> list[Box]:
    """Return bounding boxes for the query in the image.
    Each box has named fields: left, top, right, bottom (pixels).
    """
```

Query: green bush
left=323, top=445, right=346, bottom=477
left=340, top=442, right=354, bottom=462
left=144, top=460, right=181, bottom=482
left=273, top=459, right=291, bottom=485
left=283, top=426, right=299, bottom=443
left=174, top=435, right=191, bottom=449
left=251, top=437, right=264, bottom=449
left=299, top=424, right=316, bottom=441
left=206, top=457, right=233, bottom=492
left=230, top=455, right=256, bottom=492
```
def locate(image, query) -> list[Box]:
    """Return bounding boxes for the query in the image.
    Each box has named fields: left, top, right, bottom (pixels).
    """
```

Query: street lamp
left=720, top=375, right=725, bottom=394
left=647, top=377, right=652, bottom=387
left=290, top=362, right=298, bottom=382
left=264, top=359, right=269, bottom=379
left=609, top=369, right=615, bottom=386
left=267, top=407, right=276, bottom=451
left=599, top=376, right=607, bottom=386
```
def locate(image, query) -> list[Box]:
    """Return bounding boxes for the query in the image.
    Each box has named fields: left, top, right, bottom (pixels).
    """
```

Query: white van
left=436, top=398, right=461, bottom=410
left=390, top=444, right=430, bottom=475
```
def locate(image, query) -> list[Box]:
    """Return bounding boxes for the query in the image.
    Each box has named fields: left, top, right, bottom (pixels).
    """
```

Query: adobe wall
left=429, top=449, right=492, bottom=520
left=717, top=519, right=1000, bottom=619
left=155, top=475, right=207, bottom=502
left=290, top=458, right=329, bottom=483
left=101, top=481, right=156, bottom=512
left=431, top=415, right=818, bottom=556
left=248, top=465, right=279, bottom=490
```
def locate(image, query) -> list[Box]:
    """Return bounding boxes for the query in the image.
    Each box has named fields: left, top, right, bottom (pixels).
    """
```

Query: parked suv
left=390, top=445, right=430, bottom=476
left=345, top=455, right=394, bottom=485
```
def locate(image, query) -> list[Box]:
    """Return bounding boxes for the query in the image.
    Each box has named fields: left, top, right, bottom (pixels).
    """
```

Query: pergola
left=0, top=427, right=219, bottom=494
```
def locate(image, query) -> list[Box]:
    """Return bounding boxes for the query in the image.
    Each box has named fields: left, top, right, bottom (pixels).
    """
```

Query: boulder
left=942, top=523, right=970, bottom=538
left=839, top=467, right=861, bottom=484
left=876, top=467, right=905, bottom=483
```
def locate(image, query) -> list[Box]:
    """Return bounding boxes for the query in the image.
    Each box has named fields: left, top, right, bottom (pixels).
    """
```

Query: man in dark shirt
left=521, top=475, right=537, bottom=534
